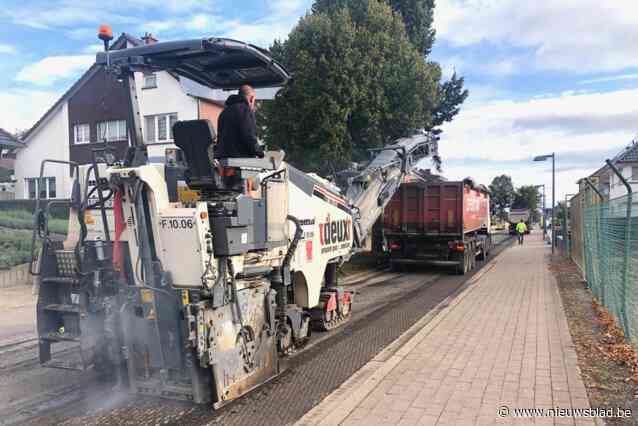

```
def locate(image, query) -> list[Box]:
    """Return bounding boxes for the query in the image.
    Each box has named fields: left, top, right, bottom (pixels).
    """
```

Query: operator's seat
left=173, top=119, right=216, bottom=190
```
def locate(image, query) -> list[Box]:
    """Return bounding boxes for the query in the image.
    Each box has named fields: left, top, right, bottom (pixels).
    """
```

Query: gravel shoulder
left=551, top=255, right=638, bottom=424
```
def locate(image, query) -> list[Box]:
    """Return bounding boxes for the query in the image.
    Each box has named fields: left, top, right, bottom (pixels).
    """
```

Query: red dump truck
left=382, top=175, right=492, bottom=274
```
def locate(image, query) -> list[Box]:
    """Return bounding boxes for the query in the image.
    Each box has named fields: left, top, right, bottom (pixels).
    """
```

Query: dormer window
left=143, top=73, right=157, bottom=89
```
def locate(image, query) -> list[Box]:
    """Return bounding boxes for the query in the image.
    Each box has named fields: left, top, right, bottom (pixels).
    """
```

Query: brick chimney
left=141, top=32, right=158, bottom=44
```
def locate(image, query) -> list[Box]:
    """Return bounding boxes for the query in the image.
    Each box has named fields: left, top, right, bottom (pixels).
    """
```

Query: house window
left=97, top=120, right=127, bottom=142
left=26, top=178, right=36, bottom=199
left=144, top=116, right=155, bottom=142
left=39, top=178, right=47, bottom=199
left=25, top=177, right=57, bottom=199
left=144, top=113, right=178, bottom=143
left=74, top=123, right=90, bottom=144
left=158, top=115, right=167, bottom=140
left=143, top=73, right=157, bottom=89
left=48, top=177, right=56, bottom=199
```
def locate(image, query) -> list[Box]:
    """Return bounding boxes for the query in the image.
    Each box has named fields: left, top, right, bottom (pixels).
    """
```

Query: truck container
left=382, top=175, right=492, bottom=274
left=508, top=208, right=531, bottom=234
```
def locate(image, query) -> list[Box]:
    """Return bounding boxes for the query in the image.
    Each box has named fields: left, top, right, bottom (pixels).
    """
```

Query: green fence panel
left=583, top=194, right=638, bottom=345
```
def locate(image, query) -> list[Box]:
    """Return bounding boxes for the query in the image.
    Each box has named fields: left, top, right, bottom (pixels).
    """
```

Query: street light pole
left=533, top=153, right=556, bottom=254
left=534, top=184, right=546, bottom=239
left=543, top=185, right=547, bottom=238
left=552, top=153, right=555, bottom=254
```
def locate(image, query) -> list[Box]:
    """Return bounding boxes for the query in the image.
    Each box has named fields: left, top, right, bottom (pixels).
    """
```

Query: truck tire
left=477, top=240, right=486, bottom=261
left=390, top=261, right=404, bottom=272
left=454, top=252, right=467, bottom=275
left=470, top=247, right=476, bottom=270
left=477, top=236, right=491, bottom=261
left=477, top=248, right=486, bottom=261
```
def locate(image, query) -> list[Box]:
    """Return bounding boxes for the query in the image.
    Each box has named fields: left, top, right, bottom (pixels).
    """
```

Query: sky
left=1, top=0, right=637, bottom=204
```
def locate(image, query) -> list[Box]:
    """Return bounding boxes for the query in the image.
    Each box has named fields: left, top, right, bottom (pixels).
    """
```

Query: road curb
left=296, top=253, right=503, bottom=426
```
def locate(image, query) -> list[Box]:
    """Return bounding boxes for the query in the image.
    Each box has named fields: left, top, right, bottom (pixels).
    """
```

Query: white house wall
left=135, top=71, right=199, bottom=162
left=609, top=163, right=638, bottom=201
left=14, top=103, right=70, bottom=199
left=13, top=71, right=201, bottom=199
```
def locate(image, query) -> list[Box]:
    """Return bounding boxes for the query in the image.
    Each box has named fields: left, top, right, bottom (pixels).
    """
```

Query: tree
left=313, top=0, right=468, bottom=136
left=314, top=0, right=435, bottom=55
left=489, top=175, right=514, bottom=221
left=263, top=0, right=440, bottom=173
left=513, top=185, right=541, bottom=222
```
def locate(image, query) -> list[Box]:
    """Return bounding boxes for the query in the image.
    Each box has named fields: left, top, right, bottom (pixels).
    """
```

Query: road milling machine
left=30, top=33, right=437, bottom=407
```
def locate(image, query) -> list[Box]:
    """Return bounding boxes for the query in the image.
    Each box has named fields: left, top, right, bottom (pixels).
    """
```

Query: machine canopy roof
left=96, top=38, right=290, bottom=89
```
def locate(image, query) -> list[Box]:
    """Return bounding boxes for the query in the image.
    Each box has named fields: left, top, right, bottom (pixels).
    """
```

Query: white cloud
left=580, top=73, right=638, bottom=85
left=222, top=20, right=299, bottom=48
left=187, top=14, right=213, bottom=31
left=8, top=6, right=133, bottom=30
left=269, top=0, right=306, bottom=15
left=142, top=19, right=179, bottom=34
left=484, top=58, right=520, bottom=76
left=222, top=0, right=310, bottom=47
left=6, top=0, right=213, bottom=29
left=0, top=43, right=16, bottom=54
left=434, top=0, right=638, bottom=73
left=82, top=43, right=105, bottom=54
left=437, top=88, right=638, bottom=201
left=442, top=161, right=592, bottom=204
left=16, top=55, right=94, bottom=86
left=0, top=88, right=61, bottom=131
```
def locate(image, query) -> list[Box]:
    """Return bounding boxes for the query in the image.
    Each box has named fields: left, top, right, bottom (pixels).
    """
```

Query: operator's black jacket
left=215, top=94, right=264, bottom=158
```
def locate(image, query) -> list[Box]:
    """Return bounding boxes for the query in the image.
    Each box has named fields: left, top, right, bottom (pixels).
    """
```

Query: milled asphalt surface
left=0, top=286, right=36, bottom=342
left=1, top=233, right=512, bottom=426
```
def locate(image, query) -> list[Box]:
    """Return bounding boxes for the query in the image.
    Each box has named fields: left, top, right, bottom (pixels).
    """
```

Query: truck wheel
left=390, top=261, right=404, bottom=272
left=478, top=237, right=491, bottom=261
left=454, top=252, right=467, bottom=275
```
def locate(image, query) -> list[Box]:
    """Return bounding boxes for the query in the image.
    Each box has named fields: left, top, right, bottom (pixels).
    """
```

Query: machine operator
left=516, top=219, right=528, bottom=245
left=215, top=84, right=265, bottom=158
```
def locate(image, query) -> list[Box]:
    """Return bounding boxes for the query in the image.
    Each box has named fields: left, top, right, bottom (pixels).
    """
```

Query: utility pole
left=535, top=184, right=546, bottom=239
left=552, top=153, right=555, bottom=254
left=534, top=153, right=556, bottom=254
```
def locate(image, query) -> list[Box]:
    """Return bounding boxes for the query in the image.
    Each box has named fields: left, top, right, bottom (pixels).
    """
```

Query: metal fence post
left=584, top=178, right=605, bottom=302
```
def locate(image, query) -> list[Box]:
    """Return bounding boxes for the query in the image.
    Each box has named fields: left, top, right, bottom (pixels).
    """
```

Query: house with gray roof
left=602, top=139, right=638, bottom=201
left=579, top=138, right=638, bottom=211
left=0, top=128, right=23, bottom=198
left=13, top=32, right=279, bottom=200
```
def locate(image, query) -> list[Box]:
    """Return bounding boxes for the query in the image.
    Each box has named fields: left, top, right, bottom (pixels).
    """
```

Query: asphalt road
left=0, top=232, right=512, bottom=426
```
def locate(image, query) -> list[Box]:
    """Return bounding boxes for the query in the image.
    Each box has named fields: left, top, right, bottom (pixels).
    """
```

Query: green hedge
left=0, top=209, right=68, bottom=234
left=0, top=228, right=37, bottom=270
left=0, top=199, right=70, bottom=219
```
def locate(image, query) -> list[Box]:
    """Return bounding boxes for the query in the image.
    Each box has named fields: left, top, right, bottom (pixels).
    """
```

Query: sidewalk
left=300, top=232, right=594, bottom=426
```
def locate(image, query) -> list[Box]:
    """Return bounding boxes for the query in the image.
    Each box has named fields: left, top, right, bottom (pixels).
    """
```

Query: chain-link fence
left=582, top=193, right=638, bottom=344
left=570, top=193, right=585, bottom=274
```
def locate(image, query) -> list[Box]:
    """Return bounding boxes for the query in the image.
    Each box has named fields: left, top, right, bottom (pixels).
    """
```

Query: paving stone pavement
left=336, top=233, right=594, bottom=426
